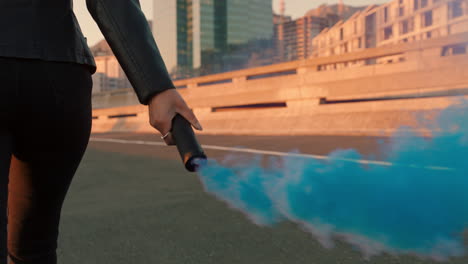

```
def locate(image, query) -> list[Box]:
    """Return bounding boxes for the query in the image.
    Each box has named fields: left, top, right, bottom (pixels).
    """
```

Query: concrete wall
left=92, top=33, right=468, bottom=136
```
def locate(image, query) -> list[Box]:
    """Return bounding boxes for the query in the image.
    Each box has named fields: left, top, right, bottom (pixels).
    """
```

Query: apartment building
left=273, top=2, right=368, bottom=62
left=312, top=0, right=468, bottom=60
left=378, top=0, right=468, bottom=44
left=312, top=6, right=378, bottom=58
left=90, top=20, right=153, bottom=93
left=92, top=55, right=132, bottom=94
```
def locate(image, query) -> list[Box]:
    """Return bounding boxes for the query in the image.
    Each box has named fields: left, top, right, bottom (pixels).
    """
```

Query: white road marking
left=89, top=137, right=455, bottom=172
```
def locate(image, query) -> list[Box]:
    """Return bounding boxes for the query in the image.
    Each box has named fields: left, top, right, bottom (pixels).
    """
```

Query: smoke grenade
left=171, top=114, right=207, bottom=172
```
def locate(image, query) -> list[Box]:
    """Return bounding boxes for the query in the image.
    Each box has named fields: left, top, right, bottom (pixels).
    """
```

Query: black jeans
left=0, top=57, right=93, bottom=264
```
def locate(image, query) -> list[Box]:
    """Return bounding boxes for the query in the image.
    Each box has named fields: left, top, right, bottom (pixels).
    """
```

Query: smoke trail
left=196, top=102, right=468, bottom=261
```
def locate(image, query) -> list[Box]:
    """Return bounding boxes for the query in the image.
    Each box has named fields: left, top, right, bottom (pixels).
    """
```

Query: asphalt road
left=56, top=133, right=467, bottom=264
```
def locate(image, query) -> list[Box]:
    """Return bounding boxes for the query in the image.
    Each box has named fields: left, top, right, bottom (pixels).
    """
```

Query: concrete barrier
left=92, top=33, right=468, bottom=136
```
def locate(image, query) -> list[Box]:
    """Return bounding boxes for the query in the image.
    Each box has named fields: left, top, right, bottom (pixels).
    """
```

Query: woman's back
left=0, top=0, right=95, bottom=70
left=0, top=2, right=201, bottom=262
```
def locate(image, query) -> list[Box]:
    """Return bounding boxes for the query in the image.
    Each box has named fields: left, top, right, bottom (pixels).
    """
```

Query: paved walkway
left=57, top=133, right=466, bottom=264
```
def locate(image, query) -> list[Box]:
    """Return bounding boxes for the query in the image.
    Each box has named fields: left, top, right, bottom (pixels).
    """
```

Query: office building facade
left=153, top=0, right=273, bottom=76
left=226, top=0, right=273, bottom=45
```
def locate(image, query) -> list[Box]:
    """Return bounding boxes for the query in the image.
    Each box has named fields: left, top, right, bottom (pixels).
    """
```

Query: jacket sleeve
left=86, top=0, right=175, bottom=105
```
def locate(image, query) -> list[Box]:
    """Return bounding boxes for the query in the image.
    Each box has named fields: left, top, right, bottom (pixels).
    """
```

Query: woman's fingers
left=177, top=105, right=203, bottom=131
left=147, top=89, right=202, bottom=146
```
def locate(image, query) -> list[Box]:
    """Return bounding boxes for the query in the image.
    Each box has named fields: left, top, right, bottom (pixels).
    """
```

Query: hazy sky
left=74, top=0, right=389, bottom=46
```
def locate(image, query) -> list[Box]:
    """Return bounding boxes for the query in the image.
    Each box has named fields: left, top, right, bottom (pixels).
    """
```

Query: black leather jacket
left=0, top=0, right=174, bottom=105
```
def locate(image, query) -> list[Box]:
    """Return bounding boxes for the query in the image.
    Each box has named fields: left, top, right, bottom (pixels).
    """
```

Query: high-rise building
left=226, top=0, right=273, bottom=45
left=338, top=0, right=345, bottom=16
left=274, top=5, right=341, bottom=61
left=153, top=1, right=178, bottom=73
left=153, top=0, right=273, bottom=76
left=284, top=14, right=339, bottom=60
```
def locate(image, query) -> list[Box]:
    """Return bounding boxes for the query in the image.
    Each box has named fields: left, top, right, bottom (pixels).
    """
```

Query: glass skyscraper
left=153, top=0, right=273, bottom=77
left=226, top=0, right=273, bottom=45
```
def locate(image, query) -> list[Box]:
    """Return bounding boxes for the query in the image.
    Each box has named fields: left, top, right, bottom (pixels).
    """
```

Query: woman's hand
left=148, top=89, right=202, bottom=145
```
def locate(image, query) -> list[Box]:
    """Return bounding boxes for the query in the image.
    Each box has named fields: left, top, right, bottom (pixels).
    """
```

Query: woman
left=0, top=0, right=202, bottom=263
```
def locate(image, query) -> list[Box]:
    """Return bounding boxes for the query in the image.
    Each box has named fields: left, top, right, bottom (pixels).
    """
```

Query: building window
left=399, top=7, right=405, bottom=16
left=426, top=31, right=432, bottom=39
left=343, top=43, right=348, bottom=53
left=453, top=45, right=467, bottom=55
left=354, top=21, right=358, bottom=34
left=449, top=0, right=464, bottom=19
left=400, top=18, right=414, bottom=34
left=441, top=44, right=467, bottom=56
left=384, top=7, right=389, bottom=23
left=421, top=0, right=428, bottom=8
left=414, top=0, right=419, bottom=10
left=422, top=11, right=433, bottom=27
left=340, top=28, right=344, bottom=41
left=409, top=18, right=415, bottom=32
left=358, top=37, right=362, bottom=48
left=384, top=26, right=393, bottom=40
left=400, top=20, right=409, bottom=34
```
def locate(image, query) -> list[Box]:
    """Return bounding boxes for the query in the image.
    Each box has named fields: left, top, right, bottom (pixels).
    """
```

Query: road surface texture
left=56, top=133, right=467, bottom=264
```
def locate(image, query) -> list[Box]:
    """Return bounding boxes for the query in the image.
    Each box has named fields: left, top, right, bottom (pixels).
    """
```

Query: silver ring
left=161, top=132, right=171, bottom=140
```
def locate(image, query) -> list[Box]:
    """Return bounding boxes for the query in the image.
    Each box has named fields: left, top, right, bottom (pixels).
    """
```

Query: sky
left=74, top=0, right=389, bottom=46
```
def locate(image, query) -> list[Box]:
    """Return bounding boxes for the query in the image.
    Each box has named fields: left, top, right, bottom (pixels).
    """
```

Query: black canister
left=171, top=114, right=207, bottom=172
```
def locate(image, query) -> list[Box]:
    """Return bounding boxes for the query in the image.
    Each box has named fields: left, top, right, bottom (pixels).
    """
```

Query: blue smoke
left=196, top=102, right=468, bottom=261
